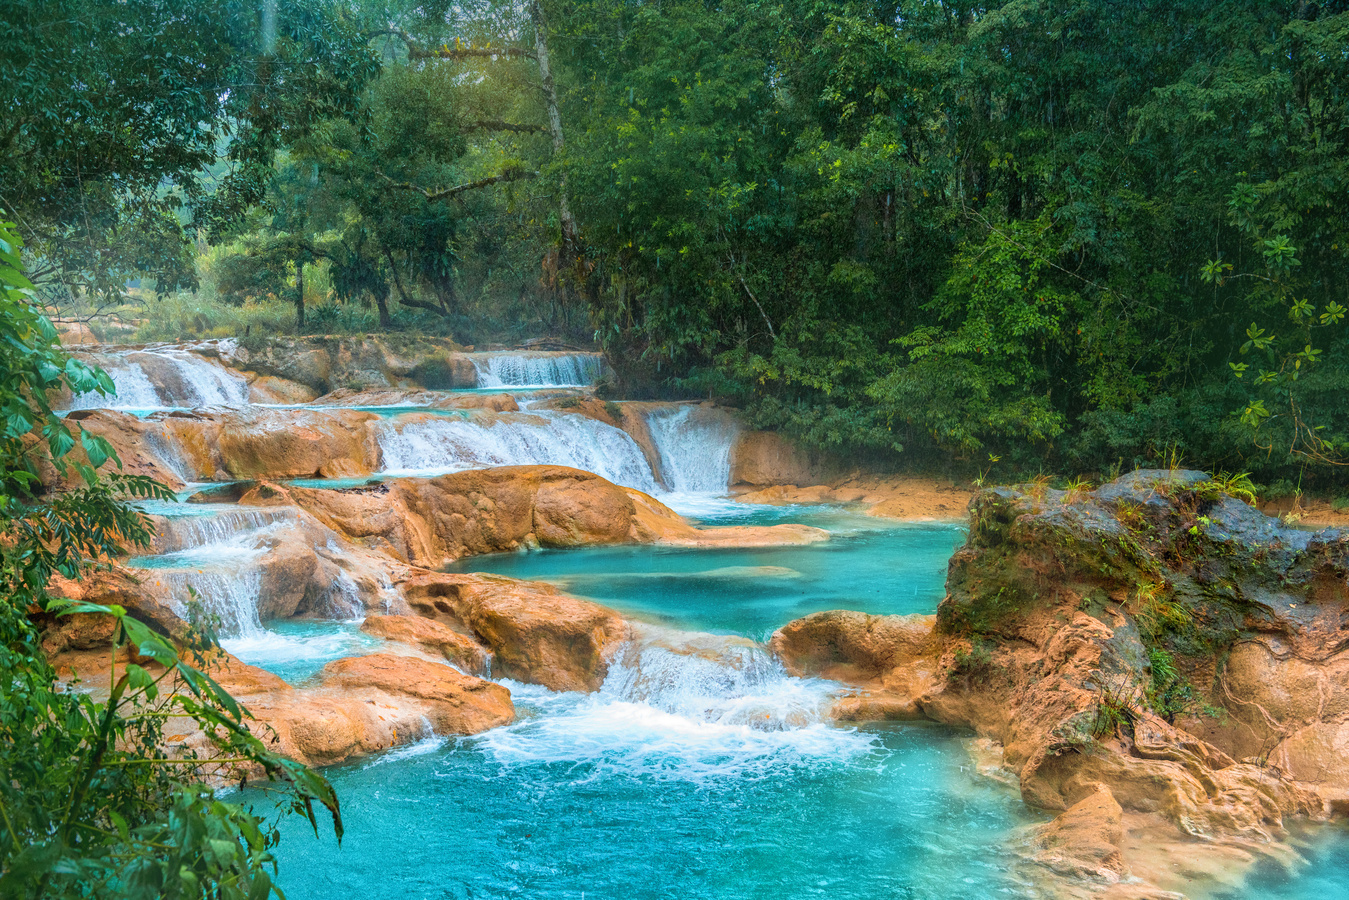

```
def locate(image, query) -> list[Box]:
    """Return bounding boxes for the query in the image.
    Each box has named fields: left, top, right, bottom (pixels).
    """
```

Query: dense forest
left=5, top=0, right=1349, bottom=483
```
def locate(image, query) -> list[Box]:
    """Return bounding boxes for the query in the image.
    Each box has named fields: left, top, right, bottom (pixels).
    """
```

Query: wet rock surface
left=770, top=469, right=1349, bottom=895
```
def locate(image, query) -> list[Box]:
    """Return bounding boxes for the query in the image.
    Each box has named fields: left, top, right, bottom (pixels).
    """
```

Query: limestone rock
left=360, top=614, right=491, bottom=675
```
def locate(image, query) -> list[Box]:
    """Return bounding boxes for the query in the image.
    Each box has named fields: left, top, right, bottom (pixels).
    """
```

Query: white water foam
left=645, top=405, right=741, bottom=494
left=478, top=629, right=873, bottom=781
left=376, top=411, right=661, bottom=492
left=471, top=353, right=602, bottom=388
left=151, top=507, right=296, bottom=553
left=68, top=347, right=249, bottom=410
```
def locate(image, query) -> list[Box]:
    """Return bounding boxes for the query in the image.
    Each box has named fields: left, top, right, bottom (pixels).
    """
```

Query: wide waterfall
left=67, top=346, right=249, bottom=410
left=470, top=352, right=603, bottom=388
left=376, top=410, right=661, bottom=492
left=645, top=404, right=741, bottom=493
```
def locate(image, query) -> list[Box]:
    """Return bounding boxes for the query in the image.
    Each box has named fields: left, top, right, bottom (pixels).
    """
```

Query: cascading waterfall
left=471, top=353, right=603, bottom=388
left=67, top=346, right=249, bottom=410
left=158, top=569, right=265, bottom=638
left=150, top=507, right=296, bottom=553
left=481, top=626, right=865, bottom=779
left=645, top=405, right=741, bottom=493
left=376, top=411, right=661, bottom=492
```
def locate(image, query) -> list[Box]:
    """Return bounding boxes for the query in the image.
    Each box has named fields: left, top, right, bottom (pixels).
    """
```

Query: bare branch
left=464, top=120, right=547, bottom=134
left=367, top=28, right=537, bottom=62
left=376, top=168, right=538, bottom=202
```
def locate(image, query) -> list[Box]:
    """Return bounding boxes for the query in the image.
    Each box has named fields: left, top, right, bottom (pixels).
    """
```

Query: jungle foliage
left=0, top=222, right=342, bottom=897
left=7, top=0, right=1349, bottom=482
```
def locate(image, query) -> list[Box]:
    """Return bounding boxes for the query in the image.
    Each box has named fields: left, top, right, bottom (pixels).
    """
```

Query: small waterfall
left=481, top=627, right=865, bottom=779
left=68, top=347, right=248, bottom=410
left=471, top=353, right=602, bottom=388
left=151, top=507, right=296, bottom=553
left=376, top=411, right=660, bottom=492
left=601, top=631, right=832, bottom=730
left=645, top=405, right=740, bottom=493
left=160, top=569, right=265, bottom=639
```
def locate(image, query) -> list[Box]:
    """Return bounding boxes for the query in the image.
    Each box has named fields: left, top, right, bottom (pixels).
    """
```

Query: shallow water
left=260, top=685, right=1045, bottom=900
left=446, top=512, right=965, bottom=637
left=223, top=620, right=388, bottom=685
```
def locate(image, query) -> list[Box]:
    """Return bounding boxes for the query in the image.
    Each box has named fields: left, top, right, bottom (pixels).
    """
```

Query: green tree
left=0, top=219, right=341, bottom=898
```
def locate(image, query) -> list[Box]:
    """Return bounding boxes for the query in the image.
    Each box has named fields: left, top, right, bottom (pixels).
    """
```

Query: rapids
left=71, top=343, right=1346, bottom=900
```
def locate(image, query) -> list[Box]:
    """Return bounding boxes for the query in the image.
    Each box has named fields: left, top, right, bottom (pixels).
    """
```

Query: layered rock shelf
left=770, top=469, right=1349, bottom=895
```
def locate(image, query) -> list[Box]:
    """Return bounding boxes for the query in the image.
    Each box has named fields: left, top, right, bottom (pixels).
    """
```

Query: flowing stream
left=67, top=346, right=249, bottom=411
left=470, top=352, right=603, bottom=387
left=94, top=358, right=1347, bottom=899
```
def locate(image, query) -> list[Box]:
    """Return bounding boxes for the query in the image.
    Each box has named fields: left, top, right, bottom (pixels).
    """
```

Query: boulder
left=360, top=614, right=491, bottom=676
left=399, top=571, right=629, bottom=692
left=769, top=611, right=939, bottom=720
left=281, top=466, right=827, bottom=567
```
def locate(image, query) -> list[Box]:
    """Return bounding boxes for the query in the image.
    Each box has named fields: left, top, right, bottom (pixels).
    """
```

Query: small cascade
left=376, top=410, right=660, bottom=492
left=481, top=626, right=865, bottom=779
left=159, top=569, right=265, bottom=639
left=150, top=507, right=296, bottom=553
left=316, top=569, right=364, bottom=620
left=471, top=353, right=602, bottom=388
left=601, top=630, right=833, bottom=730
left=67, top=346, right=249, bottom=410
left=645, top=405, right=741, bottom=493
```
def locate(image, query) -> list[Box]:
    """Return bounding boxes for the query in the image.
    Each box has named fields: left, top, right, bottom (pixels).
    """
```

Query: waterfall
left=159, top=569, right=265, bottom=638
left=601, top=630, right=833, bottom=730
left=480, top=627, right=866, bottom=779
left=645, top=405, right=740, bottom=493
left=150, top=507, right=296, bottom=553
left=67, top=347, right=249, bottom=410
left=471, top=353, right=603, bottom=388
left=376, top=411, right=661, bottom=492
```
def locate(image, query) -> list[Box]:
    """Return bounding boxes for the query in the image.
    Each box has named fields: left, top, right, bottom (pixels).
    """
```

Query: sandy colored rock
left=730, top=431, right=822, bottom=486
left=360, top=614, right=490, bottom=675
left=312, top=387, right=519, bottom=412
left=212, top=407, right=380, bottom=479
left=1032, top=783, right=1126, bottom=881
left=247, top=375, right=319, bottom=405
left=318, top=653, right=513, bottom=734
left=281, top=466, right=827, bottom=568
left=771, top=611, right=940, bottom=721
left=399, top=571, right=629, bottom=692
left=737, top=474, right=973, bottom=521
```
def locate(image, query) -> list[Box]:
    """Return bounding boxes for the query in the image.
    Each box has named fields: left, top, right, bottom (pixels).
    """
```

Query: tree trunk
left=373, top=289, right=391, bottom=329
left=295, top=260, right=306, bottom=329
left=531, top=0, right=579, bottom=265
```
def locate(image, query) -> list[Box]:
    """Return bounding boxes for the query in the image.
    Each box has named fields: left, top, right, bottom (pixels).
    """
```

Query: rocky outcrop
left=398, top=571, right=629, bottom=691
left=232, top=335, right=478, bottom=394
left=275, top=466, right=827, bottom=567
left=737, top=473, right=973, bottom=520
left=771, top=469, right=1349, bottom=894
left=310, top=388, right=519, bottom=412
left=360, top=614, right=491, bottom=676
left=770, top=611, right=939, bottom=720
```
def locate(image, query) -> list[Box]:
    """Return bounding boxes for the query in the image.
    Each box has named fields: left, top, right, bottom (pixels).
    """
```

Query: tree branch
left=368, top=29, right=537, bottom=62
left=376, top=168, right=538, bottom=202
left=464, top=120, right=547, bottom=134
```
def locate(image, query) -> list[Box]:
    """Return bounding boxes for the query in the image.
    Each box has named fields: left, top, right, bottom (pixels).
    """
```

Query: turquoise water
left=1209, top=824, right=1349, bottom=899
left=260, top=683, right=1046, bottom=900
left=222, top=620, right=387, bottom=685
left=445, top=513, right=965, bottom=637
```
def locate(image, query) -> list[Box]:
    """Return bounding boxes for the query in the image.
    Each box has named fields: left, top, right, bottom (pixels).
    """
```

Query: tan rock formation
left=312, top=388, right=519, bottom=412
left=360, top=614, right=491, bottom=676
left=770, top=610, right=939, bottom=720
left=398, top=571, right=629, bottom=692
left=278, top=466, right=826, bottom=567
